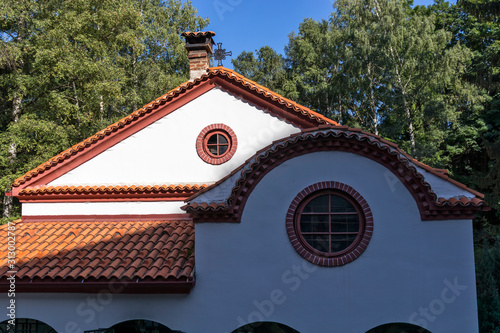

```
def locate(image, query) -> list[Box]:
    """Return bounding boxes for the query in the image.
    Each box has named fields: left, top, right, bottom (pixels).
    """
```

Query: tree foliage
left=232, top=46, right=290, bottom=97
left=0, top=0, right=208, bottom=218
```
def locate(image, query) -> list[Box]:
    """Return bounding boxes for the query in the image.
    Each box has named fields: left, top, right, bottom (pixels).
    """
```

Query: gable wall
left=48, top=87, right=299, bottom=186
left=22, top=87, right=300, bottom=217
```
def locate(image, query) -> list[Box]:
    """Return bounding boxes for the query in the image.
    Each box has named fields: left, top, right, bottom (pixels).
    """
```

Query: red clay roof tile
left=0, top=220, right=195, bottom=290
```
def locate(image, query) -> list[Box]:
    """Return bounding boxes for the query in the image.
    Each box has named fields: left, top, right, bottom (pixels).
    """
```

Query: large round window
left=298, top=190, right=363, bottom=256
left=196, top=124, right=237, bottom=165
left=286, top=181, right=373, bottom=266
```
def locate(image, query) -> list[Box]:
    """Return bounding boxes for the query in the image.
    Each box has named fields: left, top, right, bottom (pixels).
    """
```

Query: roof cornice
left=17, top=184, right=209, bottom=202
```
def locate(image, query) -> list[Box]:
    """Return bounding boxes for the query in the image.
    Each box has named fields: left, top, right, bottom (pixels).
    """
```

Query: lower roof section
left=0, top=220, right=195, bottom=293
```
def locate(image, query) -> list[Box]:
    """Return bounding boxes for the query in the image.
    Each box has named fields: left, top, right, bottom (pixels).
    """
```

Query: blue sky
left=188, top=0, right=454, bottom=69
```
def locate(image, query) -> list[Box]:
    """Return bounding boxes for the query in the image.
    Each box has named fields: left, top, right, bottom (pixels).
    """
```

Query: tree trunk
left=3, top=93, right=22, bottom=219
left=72, top=80, right=80, bottom=110
left=2, top=195, right=14, bottom=219
left=388, top=43, right=417, bottom=155
left=403, top=94, right=416, bottom=155
left=132, top=49, right=138, bottom=111
left=367, top=62, right=379, bottom=136
left=99, top=95, right=104, bottom=124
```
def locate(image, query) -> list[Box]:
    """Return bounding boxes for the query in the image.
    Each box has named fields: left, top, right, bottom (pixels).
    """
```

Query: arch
left=185, top=128, right=485, bottom=222
left=366, top=322, right=431, bottom=333
left=0, top=319, right=57, bottom=333
left=231, top=321, right=300, bottom=333
left=109, top=320, right=178, bottom=333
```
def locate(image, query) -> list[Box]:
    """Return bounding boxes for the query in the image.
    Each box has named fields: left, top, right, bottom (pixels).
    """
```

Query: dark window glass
left=297, top=191, right=362, bottom=255
left=205, top=131, right=231, bottom=157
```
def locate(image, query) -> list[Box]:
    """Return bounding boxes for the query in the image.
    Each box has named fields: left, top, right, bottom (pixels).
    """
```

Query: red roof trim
left=12, top=68, right=338, bottom=191
left=208, top=68, right=339, bottom=128
left=16, top=184, right=208, bottom=202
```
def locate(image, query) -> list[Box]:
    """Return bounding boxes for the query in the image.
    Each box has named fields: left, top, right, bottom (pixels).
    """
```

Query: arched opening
left=109, top=320, right=177, bottom=333
left=231, top=322, right=300, bottom=333
left=366, top=322, right=431, bottom=333
left=0, top=319, right=56, bottom=333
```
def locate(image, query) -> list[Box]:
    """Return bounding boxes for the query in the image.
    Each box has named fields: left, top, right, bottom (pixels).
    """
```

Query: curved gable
left=184, top=127, right=487, bottom=222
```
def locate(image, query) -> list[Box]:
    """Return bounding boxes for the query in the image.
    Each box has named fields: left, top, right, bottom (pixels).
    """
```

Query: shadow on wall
left=231, top=321, right=298, bottom=333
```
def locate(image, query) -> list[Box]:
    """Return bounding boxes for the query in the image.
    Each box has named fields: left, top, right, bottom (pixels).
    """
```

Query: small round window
left=205, top=131, right=230, bottom=158
left=196, top=124, right=237, bottom=165
left=286, top=181, right=373, bottom=266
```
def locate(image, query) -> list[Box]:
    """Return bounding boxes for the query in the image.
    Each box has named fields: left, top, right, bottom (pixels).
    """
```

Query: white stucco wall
left=48, top=87, right=299, bottom=187
left=21, top=201, right=185, bottom=216
left=10, top=151, right=478, bottom=333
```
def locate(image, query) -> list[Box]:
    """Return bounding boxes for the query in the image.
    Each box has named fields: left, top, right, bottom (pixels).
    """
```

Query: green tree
left=124, top=0, right=208, bottom=111
left=284, top=18, right=346, bottom=121
left=1, top=0, right=39, bottom=218
left=232, top=46, right=290, bottom=97
left=0, top=0, right=208, bottom=219
left=341, top=0, right=479, bottom=161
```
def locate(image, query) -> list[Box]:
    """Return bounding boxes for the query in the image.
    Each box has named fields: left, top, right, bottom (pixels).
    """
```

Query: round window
left=196, top=124, right=237, bottom=165
left=286, top=181, right=373, bottom=266
left=204, top=131, right=231, bottom=158
left=297, top=190, right=363, bottom=256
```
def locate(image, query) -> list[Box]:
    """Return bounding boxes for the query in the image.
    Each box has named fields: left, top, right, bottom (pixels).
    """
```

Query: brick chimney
left=181, top=31, right=215, bottom=81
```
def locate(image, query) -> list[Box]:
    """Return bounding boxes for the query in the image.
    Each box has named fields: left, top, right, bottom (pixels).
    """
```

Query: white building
left=0, top=31, right=487, bottom=333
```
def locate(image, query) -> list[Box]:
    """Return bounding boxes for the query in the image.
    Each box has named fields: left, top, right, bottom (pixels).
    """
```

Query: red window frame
left=204, top=130, right=231, bottom=158
left=196, top=124, right=238, bottom=165
left=286, top=181, right=373, bottom=267
left=296, top=190, right=364, bottom=257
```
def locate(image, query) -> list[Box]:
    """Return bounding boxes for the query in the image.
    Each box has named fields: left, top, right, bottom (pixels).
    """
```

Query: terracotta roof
left=17, top=184, right=209, bottom=201
left=181, top=31, right=215, bottom=37
left=183, top=127, right=487, bottom=222
left=0, top=220, right=195, bottom=293
left=12, top=68, right=338, bottom=189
